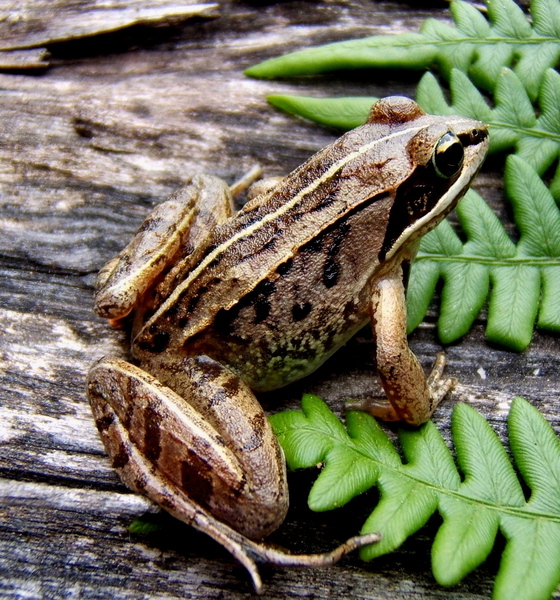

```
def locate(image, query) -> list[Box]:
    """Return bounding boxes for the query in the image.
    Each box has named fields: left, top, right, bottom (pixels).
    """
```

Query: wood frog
left=87, top=97, right=488, bottom=591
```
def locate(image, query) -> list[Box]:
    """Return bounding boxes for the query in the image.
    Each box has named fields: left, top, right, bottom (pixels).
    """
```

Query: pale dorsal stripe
left=143, top=118, right=468, bottom=332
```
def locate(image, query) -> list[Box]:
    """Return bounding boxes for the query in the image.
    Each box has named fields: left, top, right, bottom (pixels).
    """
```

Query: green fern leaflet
left=408, top=156, right=560, bottom=351
left=270, top=394, right=560, bottom=600
left=246, top=0, right=560, bottom=102
left=266, top=95, right=378, bottom=132
left=266, top=94, right=376, bottom=131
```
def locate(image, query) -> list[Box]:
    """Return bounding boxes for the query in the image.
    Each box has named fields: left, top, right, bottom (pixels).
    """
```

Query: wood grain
left=0, top=1, right=557, bottom=598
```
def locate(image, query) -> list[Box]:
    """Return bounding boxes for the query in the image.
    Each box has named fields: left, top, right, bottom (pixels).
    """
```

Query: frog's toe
left=344, top=397, right=401, bottom=421
left=427, top=352, right=457, bottom=404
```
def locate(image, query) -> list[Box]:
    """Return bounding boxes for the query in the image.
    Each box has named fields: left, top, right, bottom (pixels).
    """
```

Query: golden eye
left=432, top=132, right=464, bottom=178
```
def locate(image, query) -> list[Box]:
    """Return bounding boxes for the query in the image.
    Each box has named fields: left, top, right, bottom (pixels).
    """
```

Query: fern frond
left=246, top=0, right=560, bottom=102
left=270, top=394, right=560, bottom=600
left=407, top=156, right=560, bottom=350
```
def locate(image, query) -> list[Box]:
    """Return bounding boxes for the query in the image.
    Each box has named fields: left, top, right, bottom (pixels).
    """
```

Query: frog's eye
left=432, top=132, right=464, bottom=179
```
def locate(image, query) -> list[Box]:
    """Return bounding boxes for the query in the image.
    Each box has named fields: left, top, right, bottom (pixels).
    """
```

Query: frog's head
left=363, top=96, right=489, bottom=262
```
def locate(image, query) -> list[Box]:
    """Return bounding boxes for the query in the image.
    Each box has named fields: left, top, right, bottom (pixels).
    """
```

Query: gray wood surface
left=0, top=1, right=557, bottom=598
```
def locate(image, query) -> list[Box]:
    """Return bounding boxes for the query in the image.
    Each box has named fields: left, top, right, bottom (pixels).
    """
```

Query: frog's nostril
left=470, top=128, right=488, bottom=145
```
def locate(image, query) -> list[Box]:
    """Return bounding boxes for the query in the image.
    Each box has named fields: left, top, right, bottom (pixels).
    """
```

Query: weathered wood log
left=0, top=1, right=556, bottom=598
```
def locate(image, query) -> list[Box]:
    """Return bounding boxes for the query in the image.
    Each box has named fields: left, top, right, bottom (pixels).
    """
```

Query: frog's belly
left=194, top=258, right=373, bottom=391
left=201, top=313, right=369, bottom=392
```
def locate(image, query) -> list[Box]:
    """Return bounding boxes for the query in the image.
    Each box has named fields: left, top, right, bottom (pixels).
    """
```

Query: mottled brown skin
left=87, top=97, right=488, bottom=586
left=128, top=99, right=487, bottom=409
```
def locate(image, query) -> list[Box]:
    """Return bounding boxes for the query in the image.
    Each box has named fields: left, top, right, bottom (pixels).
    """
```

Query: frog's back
left=133, top=117, right=408, bottom=384
left=192, top=180, right=397, bottom=390
left=133, top=97, right=487, bottom=390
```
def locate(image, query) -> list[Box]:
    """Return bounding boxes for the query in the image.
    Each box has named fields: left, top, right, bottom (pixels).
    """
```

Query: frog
left=87, top=96, right=488, bottom=591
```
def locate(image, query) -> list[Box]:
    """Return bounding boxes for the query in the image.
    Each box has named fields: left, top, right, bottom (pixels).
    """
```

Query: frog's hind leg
left=94, top=174, right=236, bottom=322
left=87, top=355, right=381, bottom=593
left=87, top=355, right=270, bottom=589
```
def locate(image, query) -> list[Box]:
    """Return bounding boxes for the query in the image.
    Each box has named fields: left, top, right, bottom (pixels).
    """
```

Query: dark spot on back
left=301, top=235, right=324, bottom=254
left=326, top=223, right=350, bottom=258
left=255, top=279, right=275, bottom=296
left=251, top=279, right=275, bottom=324
left=254, top=297, right=271, bottom=323
left=213, top=278, right=276, bottom=332
left=292, top=302, right=312, bottom=321
left=213, top=306, right=240, bottom=336
left=276, top=257, right=293, bottom=275
left=260, top=237, right=277, bottom=254
left=323, top=258, right=339, bottom=288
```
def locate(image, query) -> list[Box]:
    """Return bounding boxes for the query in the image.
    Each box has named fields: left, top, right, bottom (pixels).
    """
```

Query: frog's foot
left=427, top=352, right=458, bottom=405
left=347, top=354, right=457, bottom=424
left=180, top=505, right=381, bottom=594
left=344, top=397, right=400, bottom=422
left=241, top=531, right=382, bottom=593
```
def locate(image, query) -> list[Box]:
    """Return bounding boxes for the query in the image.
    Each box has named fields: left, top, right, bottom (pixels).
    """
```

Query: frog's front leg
left=87, top=356, right=380, bottom=592
left=94, top=174, right=235, bottom=321
left=367, top=268, right=456, bottom=426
